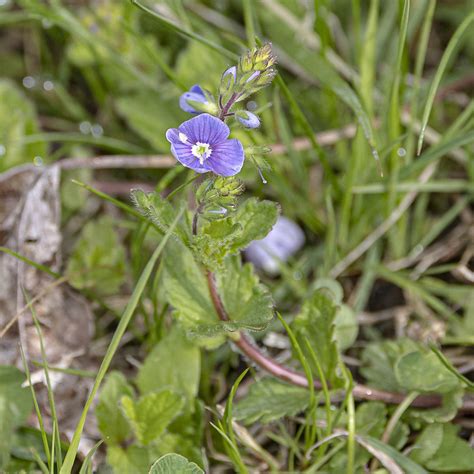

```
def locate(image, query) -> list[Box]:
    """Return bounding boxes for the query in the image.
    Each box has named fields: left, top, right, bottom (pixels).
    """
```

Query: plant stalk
left=206, top=270, right=474, bottom=412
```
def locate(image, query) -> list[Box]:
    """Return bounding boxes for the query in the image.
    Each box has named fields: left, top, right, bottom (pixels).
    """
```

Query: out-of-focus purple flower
left=235, top=110, right=260, bottom=129
left=166, top=113, right=245, bottom=177
left=245, top=216, right=305, bottom=274
left=179, top=85, right=209, bottom=114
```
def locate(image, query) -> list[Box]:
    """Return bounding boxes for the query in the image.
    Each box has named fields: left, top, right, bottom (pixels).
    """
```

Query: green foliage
left=66, top=216, right=126, bottom=295
left=149, top=453, right=204, bottom=474
left=163, top=241, right=274, bottom=344
left=0, top=79, right=45, bottom=172
left=136, top=326, right=200, bottom=400
left=234, top=378, right=309, bottom=424
left=361, top=339, right=463, bottom=395
left=215, top=256, right=274, bottom=331
left=193, top=197, right=279, bottom=268
left=121, top=391, right=184, bottom=446
left=292, top=291, right=344, bottom=387
left=395, top=350, right=460, bottom=394
left=227, top=198, right=279, bottom=253
left=360, top=338, right=419, bottom=392
left=131, top=189, right=188, bottom=241
left=162, top=239, right=220, bottom=345
left=0, top=367, right=33, bottom=468
left=96, top=372, right=134, bottom=444
left=410, top=423, right=474, bottom=471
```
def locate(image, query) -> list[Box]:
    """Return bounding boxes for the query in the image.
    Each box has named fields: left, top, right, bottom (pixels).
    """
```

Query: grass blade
left=417, top=11, right=474, bottom=154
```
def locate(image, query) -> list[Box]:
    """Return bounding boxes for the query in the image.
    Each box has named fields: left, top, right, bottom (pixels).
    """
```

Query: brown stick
left=206, top=270, right=474, bottom=412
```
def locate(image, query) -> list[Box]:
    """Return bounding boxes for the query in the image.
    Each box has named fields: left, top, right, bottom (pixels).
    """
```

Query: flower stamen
left=192, top=142, right=212, bottom=165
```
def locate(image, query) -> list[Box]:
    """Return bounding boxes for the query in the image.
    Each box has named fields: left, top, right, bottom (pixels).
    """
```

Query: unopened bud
left=235, top=110, right=260, bottom=129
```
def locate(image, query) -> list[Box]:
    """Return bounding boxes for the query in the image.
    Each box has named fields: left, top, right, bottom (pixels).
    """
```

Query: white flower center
left=191, top=142, right=212, bottom=165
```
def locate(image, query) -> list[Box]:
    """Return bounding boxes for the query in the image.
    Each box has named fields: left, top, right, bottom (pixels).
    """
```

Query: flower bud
left=220, top=66, right=237, bottom=91
left=235, top=110, right=260, bottom=129
left=179, top=85, right=218, bottom=115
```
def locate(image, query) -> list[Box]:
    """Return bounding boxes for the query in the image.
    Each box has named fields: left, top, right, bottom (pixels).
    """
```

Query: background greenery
left=0, top=0, right=473, bottom=472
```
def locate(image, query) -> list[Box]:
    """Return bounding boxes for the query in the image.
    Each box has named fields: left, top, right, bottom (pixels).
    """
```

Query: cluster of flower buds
left=217, top=43, right=277, bottom=128
left=195, top=176, right=245, bottom=220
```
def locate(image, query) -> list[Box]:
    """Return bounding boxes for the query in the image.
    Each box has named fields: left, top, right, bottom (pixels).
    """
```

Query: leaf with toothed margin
left=234, top=378, right=310, bottom=424
left=131, top=189, right=189, bottom=242
left=227, top=198, right=280, bottom=253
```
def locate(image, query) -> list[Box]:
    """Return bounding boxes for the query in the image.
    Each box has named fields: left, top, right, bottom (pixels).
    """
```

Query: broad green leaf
left=121, top=391, right=184, bottom=446
left=394, top=351, right=460, bottom=394
left=408, top=390, right=463, bottom=424
left=131, top=189, right=188, bottom=241
left=234, top=378, right=309, bottom=424
left=292, top=291, right=343, bottom=387
left=0, top=366, right=33, bottom=468
left=360, top=339, right=420, bottom=392
left=0, top=79, right=45, bottom=172
left=66, top=216, right=126, bottom=296
left=162, top=239, right=220, bottom=342
left=334, top=304, right=358, bottom=351
left=227, top=198, right=279, bottom=253
left=107, top=445, right=151, bottom=474
left=410, top=423, right=474, bottom=471
left=193, top=198, right=279, bottom=268
left=96, top=371, right=134, bottom=444
left=149, top=453, right=204, bottom=474
left=216, top=256, right=274, bottom=331
left=192, top=218, right=242, bottom=268
left=137, top=325, right=200, bottom=400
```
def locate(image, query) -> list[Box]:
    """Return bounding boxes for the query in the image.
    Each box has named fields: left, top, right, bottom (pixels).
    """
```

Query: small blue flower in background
left=179, top=85, right=209, bottom=114
left=166, top=113, right=245, bottom=177
left=245, top=216, right=305, bottom=274
left=235, top=110, right=260, bottom=129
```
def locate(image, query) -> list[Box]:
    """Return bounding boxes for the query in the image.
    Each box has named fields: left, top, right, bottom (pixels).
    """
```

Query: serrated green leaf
left=217, top=256, right=274, bottom=330
left=394, top=351, right=460, bottom=394
left=410, top=423, right=474, bottom=471
left=121, top=391, right=184, bottom=446
left=131, top=189, right=188, bottom=241
left=66, top=216, right=126, bottom=296
left=96, top=371, right=134, bottom=444
left=0, top=79, right=46, bottom=172
left=192, top=218, right=241, bottom=268
left=0, top=366, right=33, bottom=468
left=234, top=378, right=309, bottom=424
left=228, top=198, right=279, bottom=253
left=149, top=453, right=204, bottom=474
left=162, top=239, right=219, bottom=328
left=292, top=291, right=343, bottom=387
left=136, top=326, right=200, bottom=400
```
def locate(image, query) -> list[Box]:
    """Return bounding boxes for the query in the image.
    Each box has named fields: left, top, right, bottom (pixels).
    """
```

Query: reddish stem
left=206, top=270, right=474, bottom=412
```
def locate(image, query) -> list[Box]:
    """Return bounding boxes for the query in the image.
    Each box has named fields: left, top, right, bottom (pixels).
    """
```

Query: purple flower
left=166, top=114, right=245, bottom=176
left=235, top=110, right=260, bottom=129
left=245, top=216, right=305, bottom=274
left=179, top=85, right=208, bottom=114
